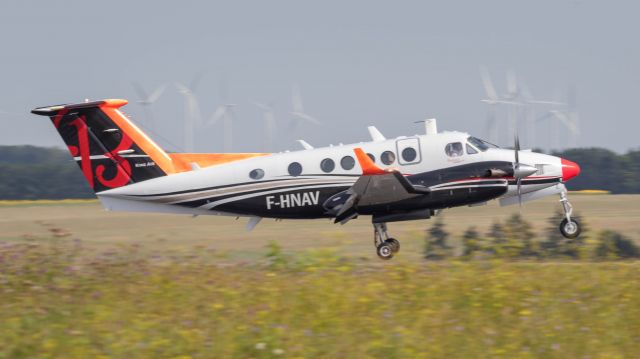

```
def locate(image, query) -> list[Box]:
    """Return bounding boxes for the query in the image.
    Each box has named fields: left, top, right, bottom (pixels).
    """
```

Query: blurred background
left=0, top=0, right=638, bottom=154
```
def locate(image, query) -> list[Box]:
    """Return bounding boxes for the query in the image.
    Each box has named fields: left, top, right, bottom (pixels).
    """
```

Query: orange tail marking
left=354, top=147, right=386, bottom=175
left=99, top=99, right=177, bottom=174
left=169, top=153, right=269, bottom=172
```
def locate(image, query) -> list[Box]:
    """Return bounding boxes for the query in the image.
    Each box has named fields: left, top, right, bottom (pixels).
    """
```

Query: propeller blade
left=517, top=177, right=522, bottom=207
left=514, top=134, right=520, bottom=165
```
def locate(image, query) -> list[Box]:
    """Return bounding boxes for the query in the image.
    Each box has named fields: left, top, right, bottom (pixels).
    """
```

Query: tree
left=594, top=230, right=640, bottom=259
left=424, top=217, right=452, bottom=260
left=461, top=226, right=482, bottom=258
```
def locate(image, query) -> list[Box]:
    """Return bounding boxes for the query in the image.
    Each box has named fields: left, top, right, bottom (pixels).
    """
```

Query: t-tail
left=31, top=99, right=174, bottom=193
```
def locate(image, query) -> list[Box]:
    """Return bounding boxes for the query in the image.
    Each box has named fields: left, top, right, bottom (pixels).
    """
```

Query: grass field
left=1, top=194, right=639, bottom=261
left=0, top=195, right=639, bottom=358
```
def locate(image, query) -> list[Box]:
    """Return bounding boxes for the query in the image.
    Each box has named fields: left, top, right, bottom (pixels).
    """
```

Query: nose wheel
left=374, top=222, right=400, bottom=260
left=559, top=190, right=581, bottom=239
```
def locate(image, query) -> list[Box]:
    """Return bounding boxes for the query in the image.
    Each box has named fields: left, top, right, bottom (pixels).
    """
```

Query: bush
left=594, top=230, right=640, bottom=259
left=424, top=217, right=452, bottom=260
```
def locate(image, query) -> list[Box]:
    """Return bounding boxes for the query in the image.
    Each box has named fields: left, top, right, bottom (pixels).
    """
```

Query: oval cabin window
left=249, top=168, right=265, bottom=180
left=340, top=156, right=355, bottom=170
left=320, top=158, right=335, bottom=173
left=381, top=151, right=396, bottom=165
left=401, top=147, right=417, bottom=162
left=288, top=162, right=303, bottom=176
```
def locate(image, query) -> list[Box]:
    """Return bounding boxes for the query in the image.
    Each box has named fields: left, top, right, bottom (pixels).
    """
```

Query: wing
left=329, top=148, right=429, bottom=224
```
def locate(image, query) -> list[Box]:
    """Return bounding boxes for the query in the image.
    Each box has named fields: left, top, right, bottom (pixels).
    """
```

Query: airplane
left=31, top=98, right=582, bottom=260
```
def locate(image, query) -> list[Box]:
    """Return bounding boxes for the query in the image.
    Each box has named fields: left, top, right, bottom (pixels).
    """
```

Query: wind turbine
left=254, top=102, right=277, bottom=152
left=203, top=80, right=236, bottom=153
left=289, top=83, right=320, bottom=130
left=540, top=86, right=580, bottom=150
left=175, top=73, right=205, bottom=152
left=480, top=67, right=518, bottom=145
left=131, top=82, right=166, bottom=129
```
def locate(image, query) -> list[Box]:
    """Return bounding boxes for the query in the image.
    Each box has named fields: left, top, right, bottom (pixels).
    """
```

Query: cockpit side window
left=466, top=143, right=478, bottom=154
left=467, top=136, right=498, bottom=151
left=445, top=142, right=464, bottom=157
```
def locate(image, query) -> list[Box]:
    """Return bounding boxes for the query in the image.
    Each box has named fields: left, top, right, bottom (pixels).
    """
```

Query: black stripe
left=174, top=182, right=351, bottom=208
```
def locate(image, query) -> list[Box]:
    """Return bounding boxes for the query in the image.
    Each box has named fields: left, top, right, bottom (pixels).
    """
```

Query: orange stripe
left=169, top=153, right=269, bottom=172
left=99, top=100, right=176, bottom=174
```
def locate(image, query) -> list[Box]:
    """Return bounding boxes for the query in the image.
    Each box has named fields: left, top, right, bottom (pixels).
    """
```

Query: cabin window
left=367, top=153, right=376, bottom=163
left=288, top=162, right=303, bottom=176
left=401, top=147, right=417, bottom=162
left=445, top=142, right=464, bottom=157
left=320, top=158, right=335, bottom=173
left=340, top=155, right=355, bottom=170
left=249, top=169, right=265, bottom=180
left=381, top=151, right=396, bottom=165
left=466, top=144, right=478, bottom=154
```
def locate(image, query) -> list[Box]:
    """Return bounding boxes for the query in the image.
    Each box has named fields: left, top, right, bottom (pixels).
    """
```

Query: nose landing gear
left=373, top=222, right=400, bottom=260
left=559, top=190, right=581, bottom=239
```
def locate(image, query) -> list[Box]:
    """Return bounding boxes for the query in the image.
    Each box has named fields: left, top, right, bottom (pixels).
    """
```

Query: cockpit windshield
left=467, top=136, right=499, bottom=152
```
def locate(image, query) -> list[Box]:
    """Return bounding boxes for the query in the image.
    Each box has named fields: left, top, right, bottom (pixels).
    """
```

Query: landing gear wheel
left=385, top=238, right=400, bottom=253
left=559, top=218, right=581, bottom=239
left=376, top=243, right=394, bottom=260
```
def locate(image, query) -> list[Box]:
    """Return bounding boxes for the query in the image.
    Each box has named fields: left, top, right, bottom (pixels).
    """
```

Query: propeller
left=512, top=134, right=537, bottom=206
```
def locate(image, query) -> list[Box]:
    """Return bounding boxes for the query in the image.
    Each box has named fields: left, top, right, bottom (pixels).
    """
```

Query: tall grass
left=1, top=239, right=638, bottom=358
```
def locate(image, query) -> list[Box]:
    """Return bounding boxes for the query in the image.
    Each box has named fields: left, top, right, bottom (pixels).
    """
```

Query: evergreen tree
left=594, top=230, right=640, bottom=259
left=462, top=226, right=482, bottom=258
left=424, top=217, right=452, bottom=260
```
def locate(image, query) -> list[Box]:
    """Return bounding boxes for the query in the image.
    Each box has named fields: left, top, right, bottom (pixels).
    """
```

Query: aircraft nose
left=561, top=158, right=581, bottom=182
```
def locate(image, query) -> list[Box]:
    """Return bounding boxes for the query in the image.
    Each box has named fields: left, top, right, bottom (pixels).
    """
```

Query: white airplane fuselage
left=98, top=131, right=573, bottom=219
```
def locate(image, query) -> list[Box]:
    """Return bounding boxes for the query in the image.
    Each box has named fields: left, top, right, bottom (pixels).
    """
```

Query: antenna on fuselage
left=414, top=118, right=438, bottom=135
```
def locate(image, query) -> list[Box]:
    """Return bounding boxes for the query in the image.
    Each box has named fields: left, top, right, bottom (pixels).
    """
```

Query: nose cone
left=561, top=158, right=581, bottom=181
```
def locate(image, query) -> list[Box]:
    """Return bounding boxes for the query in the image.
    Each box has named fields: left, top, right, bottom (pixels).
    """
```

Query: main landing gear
left=373, top=222, right=400, bottom=260
left=559, top=190, right=581, bottom=239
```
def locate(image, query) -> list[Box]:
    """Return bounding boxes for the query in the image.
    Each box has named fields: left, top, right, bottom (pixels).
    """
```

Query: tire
left=385, top=238, right=400, bottom=253
left=559, top=218, right=581, bottom=239
left=376, top=243, right=394, bottom=260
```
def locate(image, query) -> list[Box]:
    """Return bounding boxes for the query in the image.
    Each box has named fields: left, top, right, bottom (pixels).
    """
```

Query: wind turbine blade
left=291, top=83, right=304, bottom=113
left=479, top=66, right=498, bottom=100
left=189, top=71, right=205, bottom=93
left=292, top=112, right=321, bottom=125
left=148, top=84, right=167, bottom=103
left=507, top=69, right=518, bottom=97
left=175, top=82, right=191, bottom=95
left=208, top=106, right=226, bottom=125
left=131, top=82, right=149, bottom=102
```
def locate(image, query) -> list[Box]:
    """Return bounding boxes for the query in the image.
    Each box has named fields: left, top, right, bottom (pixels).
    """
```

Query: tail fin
left=32, top=99, right=173, bottom=193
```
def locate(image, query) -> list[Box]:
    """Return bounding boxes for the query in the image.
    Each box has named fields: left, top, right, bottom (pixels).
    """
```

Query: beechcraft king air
left=32, top=99, right=582, bottom=259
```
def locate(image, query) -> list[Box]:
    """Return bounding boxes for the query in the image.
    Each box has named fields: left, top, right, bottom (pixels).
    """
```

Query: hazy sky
left=1, top=0, right=638, bottom=153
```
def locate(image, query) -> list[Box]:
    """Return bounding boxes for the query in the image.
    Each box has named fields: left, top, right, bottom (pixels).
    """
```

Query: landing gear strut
left=373, top=222, right=400, bottom=260
left=559, top=190, right=581, bottom=239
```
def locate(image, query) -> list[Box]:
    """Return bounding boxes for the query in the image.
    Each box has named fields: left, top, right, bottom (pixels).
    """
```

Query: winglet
left=354, top=148, right=386, bottom=175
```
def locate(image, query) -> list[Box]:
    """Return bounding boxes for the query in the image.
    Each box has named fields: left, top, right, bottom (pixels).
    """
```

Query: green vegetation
left=1, top=145, right=640, bottom=199
left=0, top=236, right=638, bottom=358
left=426, top=212, right=640, bottom=261
left=0, top=145, right=93, bottom=200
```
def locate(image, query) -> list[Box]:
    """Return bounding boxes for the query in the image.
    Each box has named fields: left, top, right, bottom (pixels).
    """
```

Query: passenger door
left=396, top=138, right=422, bottom=165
